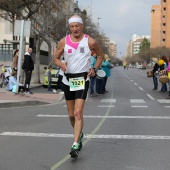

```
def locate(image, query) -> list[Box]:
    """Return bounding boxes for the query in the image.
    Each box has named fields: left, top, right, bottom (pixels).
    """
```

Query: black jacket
left=22, top=52, right=34, bottom=71
left=152, top=63, right=159, bottom=73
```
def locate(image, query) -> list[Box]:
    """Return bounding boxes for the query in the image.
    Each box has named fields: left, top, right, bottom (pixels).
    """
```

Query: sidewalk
left=0, top=84, right=64, bottom=108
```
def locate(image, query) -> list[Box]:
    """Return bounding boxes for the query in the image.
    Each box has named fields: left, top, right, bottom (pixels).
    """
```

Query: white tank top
left=62, top=34, right=91, bottom=85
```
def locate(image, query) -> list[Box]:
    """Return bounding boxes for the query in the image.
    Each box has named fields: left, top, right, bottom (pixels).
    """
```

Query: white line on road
left=130, top=99, right=145, bottom=103
left=139, top=87, right=144, bottom=91
left=1, top=132, right=170, bottom=140
left=131, top=106, right=148, bottom=108
left=101, top=99, right=116, bottom=103
left=146, top=94, right=155, bottom=100
left=164, top=106, right=170, bottom=108
left=98, top=105, right=115, bottom=107
left=131, top=80, right=133, bottom=82
left=37, top=115, right=170, bottom=119
left=134, top=83, right=138, bottom=86
left=158, top=100, right=170, bottom=103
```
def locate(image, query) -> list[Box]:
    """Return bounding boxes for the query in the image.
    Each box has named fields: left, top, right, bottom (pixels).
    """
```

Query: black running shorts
left=63, top=81, right=89, bottom=100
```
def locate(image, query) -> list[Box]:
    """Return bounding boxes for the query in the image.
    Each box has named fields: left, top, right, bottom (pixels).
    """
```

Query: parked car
left=142, top=63, right=146, bottom=69
left=42, top=62, right=59, bottom=87
left=136, top=65, right=142, bottom=69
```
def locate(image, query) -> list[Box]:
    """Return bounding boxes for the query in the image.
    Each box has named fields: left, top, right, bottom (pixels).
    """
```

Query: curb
left=0, top=100, right=48, bottom=108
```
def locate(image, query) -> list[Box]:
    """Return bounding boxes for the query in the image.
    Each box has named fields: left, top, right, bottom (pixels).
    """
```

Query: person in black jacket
left=152, top=58, right=159, bottom=90
left=22, top=48, right=34, bottom=94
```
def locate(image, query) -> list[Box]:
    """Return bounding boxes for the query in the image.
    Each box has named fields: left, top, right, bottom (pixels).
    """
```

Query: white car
left=136, top=65, right=142, bottom=69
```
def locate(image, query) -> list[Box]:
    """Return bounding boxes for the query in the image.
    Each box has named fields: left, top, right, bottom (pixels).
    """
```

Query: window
left=163, top=0, right=166, bottom=3
left=162, top=39, right=166, bottom=42
left=163, top=7, right=166, bottom=11
left=163, top=23, right=166, bottom=26
left=163, top=31, right=166, bottom=34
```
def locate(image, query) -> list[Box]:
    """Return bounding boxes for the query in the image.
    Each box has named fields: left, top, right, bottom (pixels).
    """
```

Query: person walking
left=152, top=58, right=159, bottom=90
left=53, top=15, right=104, bottom=158
left=22, top=47, right=34, bottom=94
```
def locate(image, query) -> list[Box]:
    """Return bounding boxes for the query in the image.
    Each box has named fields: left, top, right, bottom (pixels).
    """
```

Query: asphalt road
left=0, top=67, right=170, bottom=170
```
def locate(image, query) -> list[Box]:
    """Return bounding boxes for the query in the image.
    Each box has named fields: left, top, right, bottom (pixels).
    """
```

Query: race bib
left=69, top=77, right=85, bottom=91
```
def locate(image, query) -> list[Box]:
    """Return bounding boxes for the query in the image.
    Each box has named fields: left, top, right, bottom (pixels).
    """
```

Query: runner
left=53, top=15, right=104, bottom=158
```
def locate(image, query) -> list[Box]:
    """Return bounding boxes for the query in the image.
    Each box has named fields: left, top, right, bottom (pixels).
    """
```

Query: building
left=150, top=5, right=161, bottom=48
left=109, top=41, right=117, bottom=58
left=126, top=34, right=150, bottom=57
left=161, top=0, right=170, bottom=47
left=150, top=0, right=170, bottom=48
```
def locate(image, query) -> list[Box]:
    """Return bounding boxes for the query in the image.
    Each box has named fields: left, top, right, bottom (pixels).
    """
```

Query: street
left=0, top=66, right=170, bottom=170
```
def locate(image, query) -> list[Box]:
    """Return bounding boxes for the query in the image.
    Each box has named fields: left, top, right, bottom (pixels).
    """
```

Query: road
left=0, top=67, right=170, bottom=170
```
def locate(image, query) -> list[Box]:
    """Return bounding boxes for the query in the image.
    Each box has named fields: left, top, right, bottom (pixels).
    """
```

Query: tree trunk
left=34, top=38, right=41, bottom=84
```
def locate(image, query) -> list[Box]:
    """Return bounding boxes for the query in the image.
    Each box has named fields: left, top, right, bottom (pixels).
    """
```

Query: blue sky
left=77, top=0, right=160, bottom=58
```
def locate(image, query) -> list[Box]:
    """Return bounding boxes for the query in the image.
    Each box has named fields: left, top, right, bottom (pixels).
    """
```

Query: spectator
left=101, top=58, right=113, bottom=93
left=47, top=66, right=52, bottom=92
left=22, top=48, right=34, bottom=94
left=152, top=57, right=159, bottom=90
left=159, top=56, right=168, bottom=92
left=53, top=60, right=64, bottom=93
left=166, top=57, right=170, bottom=99
left=6, top=71, right=25, bottom=92
left=12, top=49, right=19, bottom=71
left=90, top=50, right=98, bottom=97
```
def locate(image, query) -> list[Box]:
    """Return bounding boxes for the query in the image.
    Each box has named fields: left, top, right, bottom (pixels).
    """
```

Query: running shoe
left=78, top=132, right=83, bottom=151
left=70, top=145, right=79, bottom=158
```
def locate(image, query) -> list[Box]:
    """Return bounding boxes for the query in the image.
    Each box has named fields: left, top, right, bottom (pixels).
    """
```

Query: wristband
left=92, top=68, right=96, bottom=72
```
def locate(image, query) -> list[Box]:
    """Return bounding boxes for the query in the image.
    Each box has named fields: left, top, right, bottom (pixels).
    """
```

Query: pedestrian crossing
left=92, top=98, right=170, bottom=108
left=62, top=98, right=170, bottom=108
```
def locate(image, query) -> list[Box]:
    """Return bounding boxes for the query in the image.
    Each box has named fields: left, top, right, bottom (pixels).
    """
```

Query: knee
left=74, top=109, right=82, bottom=121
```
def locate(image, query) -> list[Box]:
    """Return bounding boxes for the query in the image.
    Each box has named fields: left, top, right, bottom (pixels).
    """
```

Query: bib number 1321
left=69, top=77, right=85, bottom=91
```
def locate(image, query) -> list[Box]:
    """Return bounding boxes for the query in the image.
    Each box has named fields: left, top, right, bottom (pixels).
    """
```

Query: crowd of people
left=0, top=48, right=34, bottom=94
left=151, top=55, right=170, bottom=99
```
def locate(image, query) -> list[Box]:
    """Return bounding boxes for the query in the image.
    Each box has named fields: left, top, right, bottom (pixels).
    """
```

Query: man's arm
left=53, top=38, right=67, bottom=72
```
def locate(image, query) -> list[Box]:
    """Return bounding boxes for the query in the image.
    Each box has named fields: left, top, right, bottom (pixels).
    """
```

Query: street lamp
left=98, top=17, right=101, bottom=30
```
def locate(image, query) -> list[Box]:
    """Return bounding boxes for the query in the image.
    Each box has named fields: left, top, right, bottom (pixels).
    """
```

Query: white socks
left=72, top=142, right=78, bottom=146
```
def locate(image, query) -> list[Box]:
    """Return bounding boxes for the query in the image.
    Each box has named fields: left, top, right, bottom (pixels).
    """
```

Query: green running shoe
left=78, top=132, right=83, bottom=151
left=70, top=145, right=79, bottom=158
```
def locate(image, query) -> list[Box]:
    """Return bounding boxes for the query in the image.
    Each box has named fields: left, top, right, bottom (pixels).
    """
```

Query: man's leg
left=74, top=99, right=85, bottom=143
left=24, top=70, right=32, bottom=92
left=66, top=100, right=75, bottom=128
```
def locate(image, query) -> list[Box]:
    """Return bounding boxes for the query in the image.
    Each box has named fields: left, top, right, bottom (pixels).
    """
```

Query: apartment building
left=161, top=0, right=170, bottom=47
left=150, top=0, right=170, bottom=48
left=126, top=34, right=150, bottom=57
left=150, top=5, right=161, bottom=48
left=109, top=41, right=117, bottom=58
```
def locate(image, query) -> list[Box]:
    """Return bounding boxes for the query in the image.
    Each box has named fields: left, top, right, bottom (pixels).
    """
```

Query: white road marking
left=139, top=87, right=144, bottom=91
left=130, top=99, right=145, bottom=103
left=164, top=106, right=170, bottom=108
left=134, top=83, right=138, bottom=86
left=101, top=99, right=116, bottom=103
left=146, top=94, right=155, bottom=100
left=131, top=106, right=148, bottom=108
left=158, top=99, right=170, bottom=103
left=131, top=80, right=133, bottom=82
left=1, top=132, right=170, bottom=140
left=37, top=115, right=170, bottom=119
left=98, top=105, right=115, bottom=108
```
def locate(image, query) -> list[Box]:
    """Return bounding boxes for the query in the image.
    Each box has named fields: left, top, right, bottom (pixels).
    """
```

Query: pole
left=16, top=20, right=25, bottom=93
